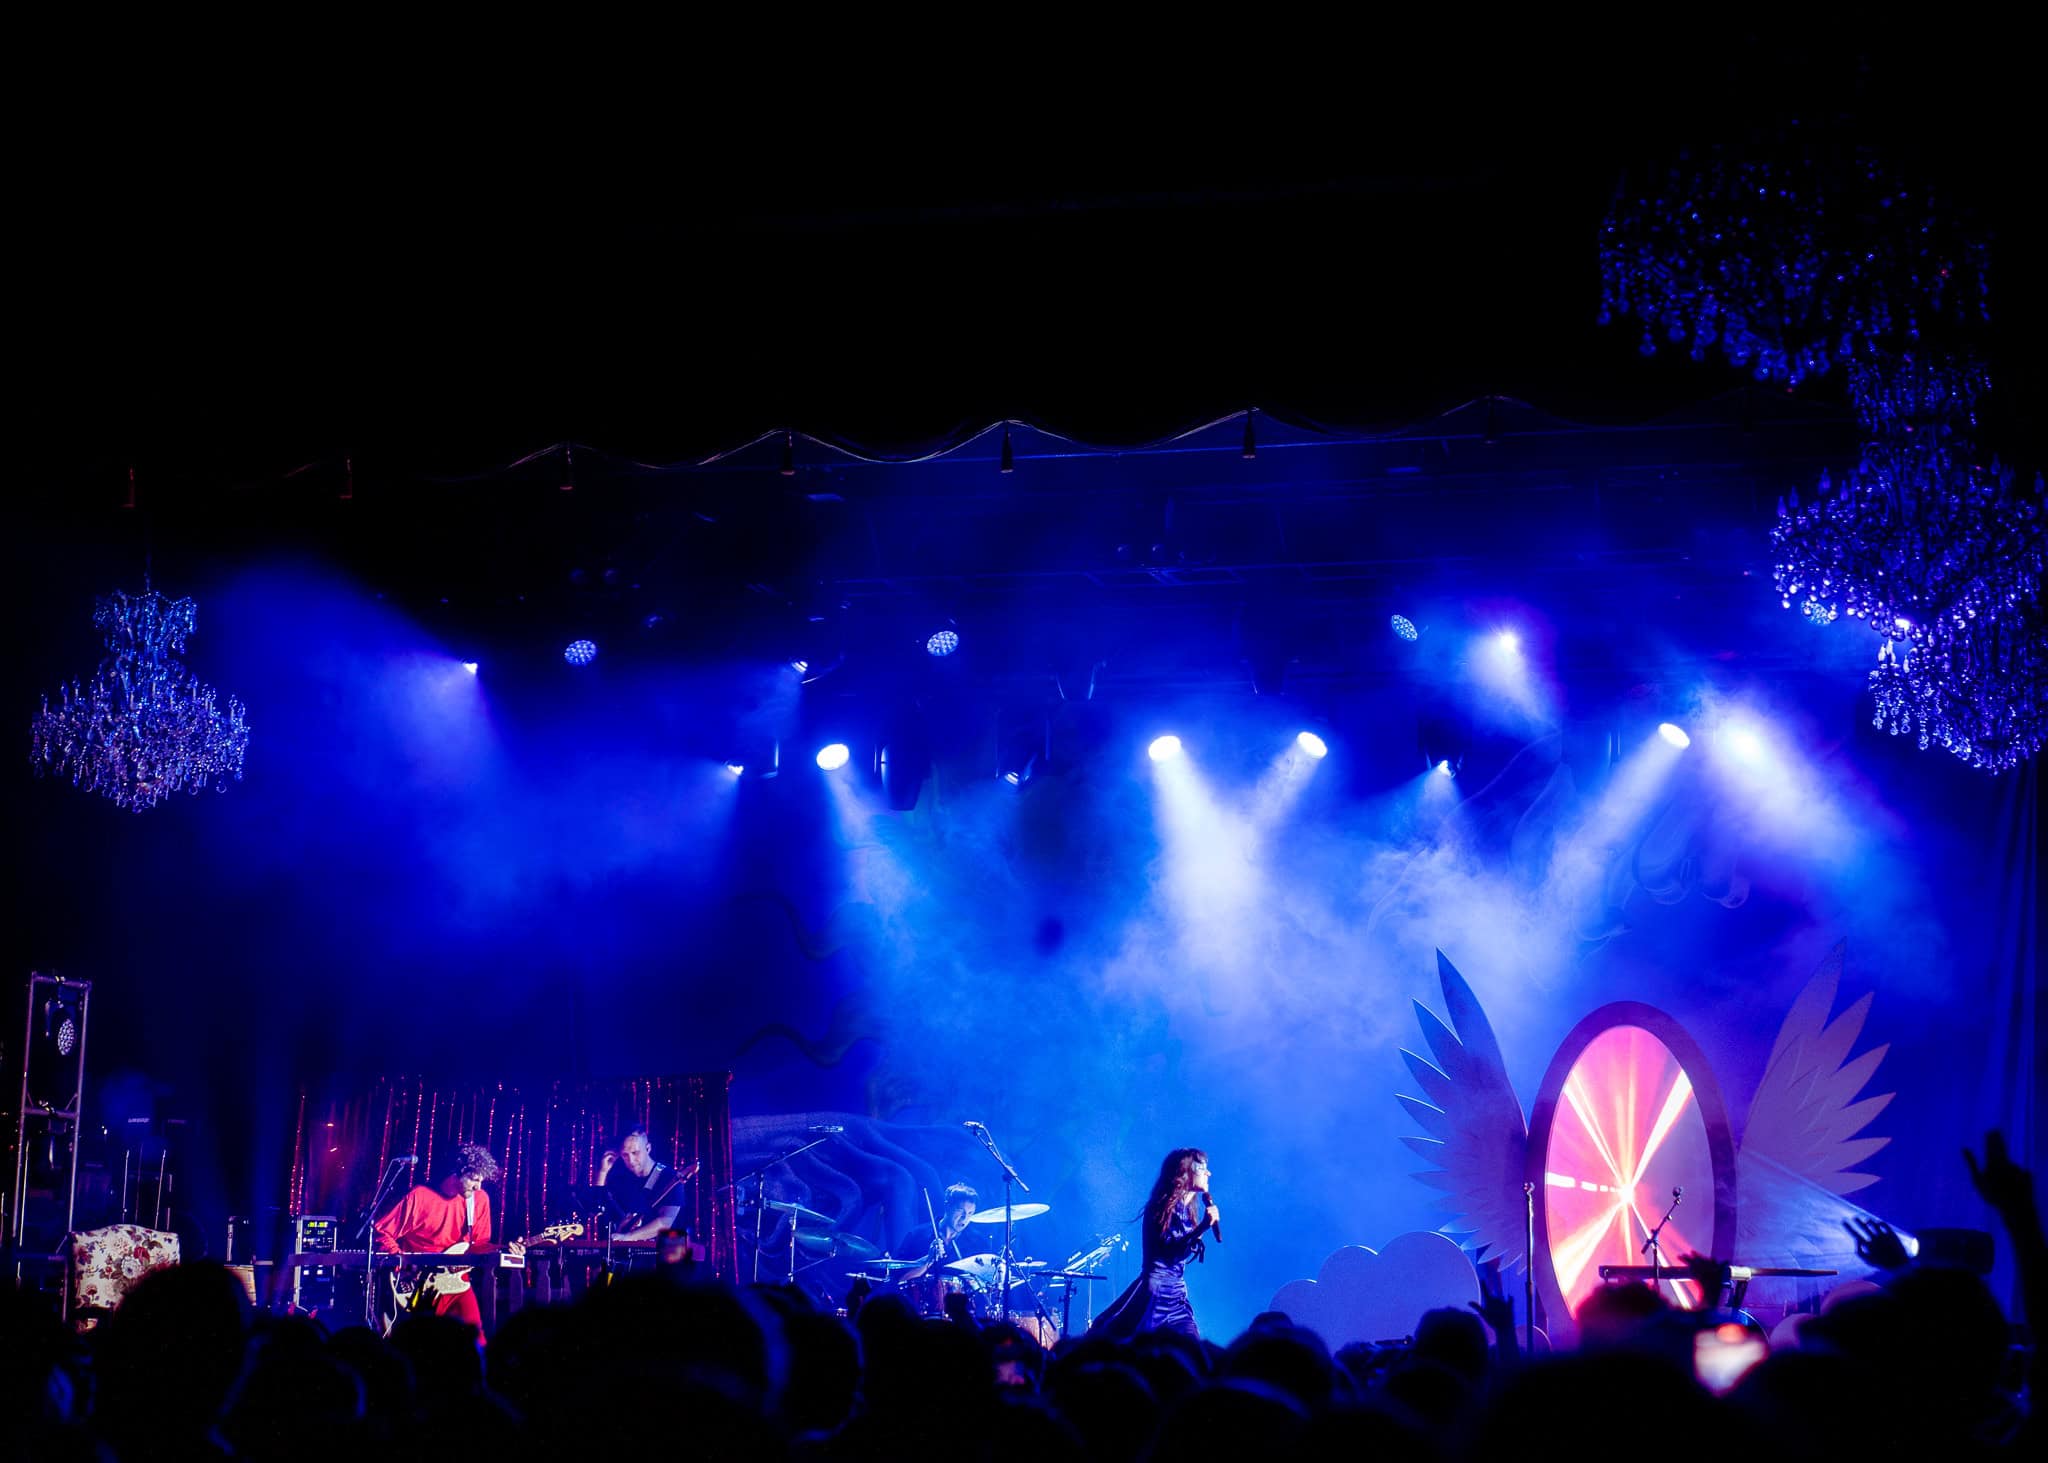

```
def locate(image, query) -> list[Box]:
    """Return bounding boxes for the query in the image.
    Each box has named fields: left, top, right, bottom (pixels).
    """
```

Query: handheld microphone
left=1206, top=1192, right=1222, bottom=1244
left=808, top=1125, right=845, bottom=1133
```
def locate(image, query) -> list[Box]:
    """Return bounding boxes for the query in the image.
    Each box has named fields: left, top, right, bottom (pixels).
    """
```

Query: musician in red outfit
left=372, top=1142, right=522, bottom=1338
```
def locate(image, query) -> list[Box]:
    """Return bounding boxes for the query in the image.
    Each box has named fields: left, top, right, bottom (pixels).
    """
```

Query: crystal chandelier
left=1774, top=449, right=2045, bottom=771
left=1870, top=621, right=2045, bottom=773
left=1599, top=142, right=1989, bottom=386
left=30, top=585, right=251, bottom=812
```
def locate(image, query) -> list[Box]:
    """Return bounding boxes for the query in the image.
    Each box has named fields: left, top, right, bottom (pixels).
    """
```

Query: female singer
left=1093, top=1148, right=1218, bottom=1341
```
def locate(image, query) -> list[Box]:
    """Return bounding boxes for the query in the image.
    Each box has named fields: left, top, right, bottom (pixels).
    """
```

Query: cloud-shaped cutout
left=1268, top=1231, right=1480, bottom=1349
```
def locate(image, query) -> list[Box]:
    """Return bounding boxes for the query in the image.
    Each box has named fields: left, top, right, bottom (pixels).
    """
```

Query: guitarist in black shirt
left=595, top=1128, right=700, bottom=1241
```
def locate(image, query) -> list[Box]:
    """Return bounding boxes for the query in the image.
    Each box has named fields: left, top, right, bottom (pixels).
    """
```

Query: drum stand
left=722, top=1133, right=832, bottom=1284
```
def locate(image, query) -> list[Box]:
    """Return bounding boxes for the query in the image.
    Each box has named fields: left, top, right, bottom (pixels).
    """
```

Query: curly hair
left=452, top=1142, right=500, bottom=1183
left=1142, top=1148, right=1206, bottom=1238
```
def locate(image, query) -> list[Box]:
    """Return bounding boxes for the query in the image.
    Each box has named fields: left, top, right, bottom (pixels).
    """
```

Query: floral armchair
left=68, top=1223, right=180, bottom=1329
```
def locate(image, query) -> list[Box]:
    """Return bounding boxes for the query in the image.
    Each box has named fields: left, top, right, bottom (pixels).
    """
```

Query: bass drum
left=900, top=1271, right=975, bottom=1318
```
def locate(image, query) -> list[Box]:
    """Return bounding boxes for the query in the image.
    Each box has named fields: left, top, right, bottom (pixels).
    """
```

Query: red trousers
left=433, top=1286, right=483, bottom=1340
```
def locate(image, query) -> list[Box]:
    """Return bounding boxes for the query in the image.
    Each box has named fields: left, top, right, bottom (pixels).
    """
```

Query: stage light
left=815, top=743, right=851, bottom=771
left=564, top=639, right=598, bottom=667
left=789, top=658, right=809, bottom=676
left=1148, top=735, right=1183, bottom=762
left=1496, top=629, right=1520, bottom=652
left=1657, top=723, right=1691, bottom=748
left=1391, top=614, right=1419, bottom=642
left=460, top=661, right=479, bottom=676
left=1435, top=759, right=1455, bottom=775
left=725, top=762, right=745, bottom=776
left=1723, top=725, right=1766, bottom=764
left=880, top=731, right=931, bottom=810
left=1296, top=731, right=1328, bottom=759
left=926, top=627, right=960, bottom=658
left=1893, top=616, right=1913, bottom=634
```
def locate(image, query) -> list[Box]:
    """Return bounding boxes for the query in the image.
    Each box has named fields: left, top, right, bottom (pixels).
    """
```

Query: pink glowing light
left=1544, top=1025, right=1715, bottom=1317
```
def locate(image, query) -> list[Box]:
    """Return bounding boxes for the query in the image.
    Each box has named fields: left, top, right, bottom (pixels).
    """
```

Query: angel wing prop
left=1735, top=943, right=1901, bottom=1289
left=1399, top=950, right=1531, bottom=1270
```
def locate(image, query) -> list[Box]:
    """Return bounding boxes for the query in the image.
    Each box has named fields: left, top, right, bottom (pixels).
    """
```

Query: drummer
left=891, top=1183, right=979, bottom=1283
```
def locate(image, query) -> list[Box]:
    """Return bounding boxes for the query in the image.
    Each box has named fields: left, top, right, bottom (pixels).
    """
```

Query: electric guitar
left=383, top=1221, right=581, bottom=1331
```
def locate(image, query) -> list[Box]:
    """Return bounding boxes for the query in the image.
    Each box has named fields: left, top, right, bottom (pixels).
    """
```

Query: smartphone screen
left=1694, top=1323, right=1767, bottom=1394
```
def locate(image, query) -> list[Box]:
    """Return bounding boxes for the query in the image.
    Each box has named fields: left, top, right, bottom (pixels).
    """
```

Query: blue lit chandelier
left=1774, top=448, right=2045, bottom=771
left=1605, top=136, right=2043, bottom=772
left=1598, top=142, right=1989, bottom=386
left=30, top=584, right=251, bottom=812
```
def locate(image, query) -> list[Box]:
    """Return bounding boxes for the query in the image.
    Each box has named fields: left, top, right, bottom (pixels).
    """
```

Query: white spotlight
left=1148, top=735, right=1183, bottom=762
left=1496, top=630, right=1520, bottom=652
left=816, top=743, right=851, bottom=771
left=460, top=661, right=479, bottom=675
left=1722, top=725, right=1766, bottom=764
left=1657, top=723, right=1691, bottom=749
left=1296, top=731, right=1329, bottom=759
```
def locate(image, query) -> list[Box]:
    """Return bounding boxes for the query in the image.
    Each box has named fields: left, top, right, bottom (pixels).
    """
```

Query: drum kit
left=738, top=1187, right=1119, bottom=1346
left=833, top=1200, right=1112, bottom=1342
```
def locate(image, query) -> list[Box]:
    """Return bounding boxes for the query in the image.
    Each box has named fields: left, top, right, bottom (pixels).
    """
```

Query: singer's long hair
left=1139, top=1148, right=1206, bottom=1238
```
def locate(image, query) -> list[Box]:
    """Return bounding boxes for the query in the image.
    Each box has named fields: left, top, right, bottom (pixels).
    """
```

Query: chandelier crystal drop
left=30, top=585, right=251, bottom=812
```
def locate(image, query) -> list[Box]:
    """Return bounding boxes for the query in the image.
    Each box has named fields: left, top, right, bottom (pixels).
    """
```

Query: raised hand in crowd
left=1844, top=1216, right=1913, bottom=1271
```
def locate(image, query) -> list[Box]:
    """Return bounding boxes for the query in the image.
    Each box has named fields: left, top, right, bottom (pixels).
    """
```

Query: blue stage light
left=926, top=627, right=960, bottom=657
left=564, top=639, right=599, bottom=666
left=789, top=658, right=809, bottom=675
left=1496, top=629, right=1520, bottom=653
left=1148, top=735, right=1183, bottom=762
left=725, top=762, right=746, bottom=776
left=460, top=661, right=479, bottom=676
left=1296, top=731, right=1329, bottom=759
left=816, top=743, right=851, bottom=771
left=1657, top=722, right=1691, bottom=749
left=1723, top=725, right=1766, bottom=764
left=1390, top=614, right=1419, bottom=641
left=1435, top=759, right=1455, bottom=775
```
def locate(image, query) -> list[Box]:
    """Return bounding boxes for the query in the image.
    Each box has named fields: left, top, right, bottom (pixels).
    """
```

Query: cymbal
left=848, top=1258, right=928, bottom=1272
left=942, top=1253, right=1041, bottom=1286
left=966, top=1202, right=1050, bottom=1224
left=796, top=1229, right=879, bottom=1261
left=764, top=1199, right=833, bottom=1226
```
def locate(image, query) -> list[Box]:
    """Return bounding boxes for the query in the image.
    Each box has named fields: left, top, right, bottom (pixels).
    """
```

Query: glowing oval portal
left=1540, top=1024, right=1717, bottom=1319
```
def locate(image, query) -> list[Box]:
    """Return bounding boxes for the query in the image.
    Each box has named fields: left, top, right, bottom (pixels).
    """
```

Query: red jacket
left=373, top=1180, right=495, bottom=1254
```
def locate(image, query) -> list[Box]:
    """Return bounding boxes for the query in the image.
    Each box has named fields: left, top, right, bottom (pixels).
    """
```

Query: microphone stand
left=721, top=1134, right=833, bottom=1284
left=357, top=1158, right=409, bottom=1329
left=1642, top=1188, right=1683, bottom=1299
left=966, top=1122, right=1028, bottom=1324
left=1523, top=1181, right=1536, bottom=1355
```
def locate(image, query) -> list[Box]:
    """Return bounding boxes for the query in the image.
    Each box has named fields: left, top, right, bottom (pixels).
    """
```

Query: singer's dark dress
left=1093, top=1202, right=1209, bottom=1341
